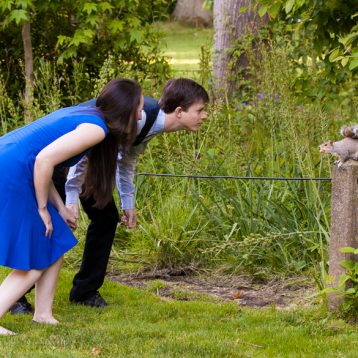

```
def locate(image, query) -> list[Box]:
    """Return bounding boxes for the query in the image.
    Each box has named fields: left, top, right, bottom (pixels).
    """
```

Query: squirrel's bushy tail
left=340, top=125, right=358, bottom=139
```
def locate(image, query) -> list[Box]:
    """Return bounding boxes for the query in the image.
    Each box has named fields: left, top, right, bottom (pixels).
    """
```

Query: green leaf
left=268, top=3, right=281, bottom=19
left=341, top=57, right=349, bottom=67
left=295, top=0, right=305, bottom=9
left=339, top=32, right=358, bottom=47
left=56, top=35, right=71, bottom=47
left=16, top=0, right=33, bottom=9
left=285, top=0, right=294, bottom=14
left=57, top=47, right=77, bottom=63
left=109, top=19, right=124, bottom=33
left=82, top=28, right=95, bottom=39
left=130, top=30, right=143, bottom=43
left=338, top=274, right=350, bottom=286
left=85, top=14, right=99, bottom=26
left=258, top=5, right=268, bottom=18
left=127, top=16, right=140, bottom=28
left=331, top=55, right=344, bottom=63
left=99, top=2, right=113, bottom=13
left=240, top=6, right=248, bottom=13
left=82, top=2, right=97, bottom=15
left=329, top=47, right=340, bottom=62
left=68, top=28, right=94, bottom=47
left=349, top=59, right=358, bottom=70
left=340, top=259, right=355, bottom=270
left=343, top=300, right=353, bottom=311
left=345, top=288, right=356, bottom=295
left=0, top=0, right=13, bottom=12
left=340, top=247, right=358, bottom=254
left=10, top=9, right=28, bottom=25
left=321, top=287, right=336, bottom=294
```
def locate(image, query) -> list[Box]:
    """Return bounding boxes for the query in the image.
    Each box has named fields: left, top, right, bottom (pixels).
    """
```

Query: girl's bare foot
left=32, top=316, right=59, bottom=325
left=0, top=326, right=16, bottom=335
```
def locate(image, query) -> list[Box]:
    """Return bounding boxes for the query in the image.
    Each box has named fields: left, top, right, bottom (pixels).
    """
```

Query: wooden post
left=328, top=161, right=358, bottom=310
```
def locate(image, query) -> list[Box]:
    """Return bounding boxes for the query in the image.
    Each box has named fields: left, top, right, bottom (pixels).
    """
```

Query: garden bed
left=109, top=270, right=317, bottom=308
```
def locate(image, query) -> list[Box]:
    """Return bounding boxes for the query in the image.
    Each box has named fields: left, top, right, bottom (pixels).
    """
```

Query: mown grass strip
left=1, top=269, right=358, bottom=357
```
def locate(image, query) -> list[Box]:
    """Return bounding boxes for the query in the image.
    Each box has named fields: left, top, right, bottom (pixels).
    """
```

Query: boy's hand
left=121, top=209, right=137, bottom=229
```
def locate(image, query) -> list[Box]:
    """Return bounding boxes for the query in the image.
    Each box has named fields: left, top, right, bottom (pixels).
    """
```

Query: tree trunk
left=172, top=0, right=212, bottom=26
left=22, top=21, right=34, bottom=122
left=213, top=0, right=267, bottom=99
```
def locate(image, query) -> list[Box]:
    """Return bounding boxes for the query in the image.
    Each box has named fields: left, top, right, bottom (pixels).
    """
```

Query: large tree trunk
left=213, top=0, right=267, bottom=99
left=22, top=21, right=34, bottom=122
left=173, top=0, right=212, bottom=26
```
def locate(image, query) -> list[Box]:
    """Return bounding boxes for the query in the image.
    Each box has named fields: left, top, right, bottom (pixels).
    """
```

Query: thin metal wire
left=136, top=173, right=332, bottom=181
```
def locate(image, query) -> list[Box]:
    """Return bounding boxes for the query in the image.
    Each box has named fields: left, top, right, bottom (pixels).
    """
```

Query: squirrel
left=319, top=125, right=358, bottom=167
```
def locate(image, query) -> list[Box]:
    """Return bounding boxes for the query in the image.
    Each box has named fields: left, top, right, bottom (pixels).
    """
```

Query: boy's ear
left=175, top=106, right=183, bottom=117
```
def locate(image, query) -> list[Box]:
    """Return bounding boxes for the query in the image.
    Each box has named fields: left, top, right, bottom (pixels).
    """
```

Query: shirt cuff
left=120, top=195, right=135, bottom=210
left=65, top=191, right=80, bottom=205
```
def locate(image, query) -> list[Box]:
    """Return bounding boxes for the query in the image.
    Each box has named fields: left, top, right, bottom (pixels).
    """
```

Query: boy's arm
left=65, top=155, right=88, bottom=219
left=117, top=108, right=164, bottom=228
left=116, top=143, right=148, bottom=228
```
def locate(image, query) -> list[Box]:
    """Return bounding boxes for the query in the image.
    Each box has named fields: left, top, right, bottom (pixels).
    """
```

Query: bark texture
left=213, top=0, right=267, bottom=98
left=172, top=0, right=213, bottom=26
left=22, top=21, right=34, bottom=122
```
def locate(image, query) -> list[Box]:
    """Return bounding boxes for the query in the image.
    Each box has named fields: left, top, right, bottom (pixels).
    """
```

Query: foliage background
left=0, top=0, right=357, bottom=288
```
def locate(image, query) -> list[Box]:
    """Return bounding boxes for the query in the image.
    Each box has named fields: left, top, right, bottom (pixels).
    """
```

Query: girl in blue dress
left=0, top=78, right=143, bottom=335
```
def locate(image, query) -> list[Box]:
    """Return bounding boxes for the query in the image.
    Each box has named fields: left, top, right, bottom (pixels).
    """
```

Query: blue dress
left=0, top=106, right=108, bottom=270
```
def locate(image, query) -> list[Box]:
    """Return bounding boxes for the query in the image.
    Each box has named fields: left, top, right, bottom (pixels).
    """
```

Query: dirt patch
left=109, top=269, right=318, bottom=308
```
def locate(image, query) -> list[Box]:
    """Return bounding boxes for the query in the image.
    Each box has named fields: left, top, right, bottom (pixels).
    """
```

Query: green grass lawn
left=156, top=21, right=213, bottom=78
left=1, top=270, right=358, bottom=357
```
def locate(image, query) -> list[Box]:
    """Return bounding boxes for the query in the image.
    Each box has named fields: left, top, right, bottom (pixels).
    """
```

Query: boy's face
left=179, top=100, right=207, bottom=132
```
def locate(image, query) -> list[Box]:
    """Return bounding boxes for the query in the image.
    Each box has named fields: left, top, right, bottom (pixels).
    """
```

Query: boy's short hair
left=159, top=78, right=209, bottom=114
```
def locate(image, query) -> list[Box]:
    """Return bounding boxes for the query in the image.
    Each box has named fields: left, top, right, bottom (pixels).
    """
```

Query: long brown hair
left=82, top=78, right=141, bottom=208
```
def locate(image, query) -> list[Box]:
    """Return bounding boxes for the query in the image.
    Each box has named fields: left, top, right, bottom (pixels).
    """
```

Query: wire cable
left=136, top=173, right=332, bottom=181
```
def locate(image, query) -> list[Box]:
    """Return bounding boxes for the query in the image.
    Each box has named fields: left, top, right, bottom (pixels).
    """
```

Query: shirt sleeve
left=116, top=144, right=147, bottom=210
left=65, top=156, right=88, bottom=205
left=116, top=109, right=165, bottom=210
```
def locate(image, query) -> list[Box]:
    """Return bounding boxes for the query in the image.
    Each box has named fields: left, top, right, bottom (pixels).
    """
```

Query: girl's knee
left=12, top=268, right=43, bottom=282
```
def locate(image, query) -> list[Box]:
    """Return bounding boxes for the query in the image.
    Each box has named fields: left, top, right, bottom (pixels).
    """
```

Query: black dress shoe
left=10, top=297, right=33, bottom=314
left=71, top=292, right=109, bottom=308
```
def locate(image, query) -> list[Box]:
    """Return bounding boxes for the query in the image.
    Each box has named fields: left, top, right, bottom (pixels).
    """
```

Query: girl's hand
left=38, top=207, right=53, bottom=237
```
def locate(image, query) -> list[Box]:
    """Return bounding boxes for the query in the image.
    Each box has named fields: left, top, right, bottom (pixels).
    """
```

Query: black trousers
left=52, top=167, right=67, bottom=202
left=55, top=168, right=120, bottom=301
left=69, top=195, right=119, bottom=301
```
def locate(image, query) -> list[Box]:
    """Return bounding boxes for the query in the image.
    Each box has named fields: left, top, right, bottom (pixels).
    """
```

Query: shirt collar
left=137, top=109, right=165, bottom=136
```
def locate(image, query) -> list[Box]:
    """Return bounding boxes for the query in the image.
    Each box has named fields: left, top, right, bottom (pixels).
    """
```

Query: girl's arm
left=34, top=123, right=106, bottom=237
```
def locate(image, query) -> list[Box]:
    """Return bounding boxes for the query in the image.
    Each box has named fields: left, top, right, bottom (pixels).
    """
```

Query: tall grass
left=114, top=42, right=342, bottom=284
left=0, top=72, right=21, bottom=135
